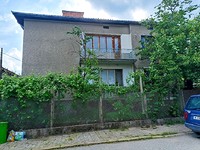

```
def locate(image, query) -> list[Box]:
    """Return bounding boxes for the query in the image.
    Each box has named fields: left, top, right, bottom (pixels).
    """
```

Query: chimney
left=62, top=10, right=84, bottom=18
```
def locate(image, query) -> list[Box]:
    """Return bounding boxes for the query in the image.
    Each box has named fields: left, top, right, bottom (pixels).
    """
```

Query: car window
left=186, top=96, right=200, bottom=109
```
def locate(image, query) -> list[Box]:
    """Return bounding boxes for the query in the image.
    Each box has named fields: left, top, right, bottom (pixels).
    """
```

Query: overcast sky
left=0, top=0, right=199, bottom=74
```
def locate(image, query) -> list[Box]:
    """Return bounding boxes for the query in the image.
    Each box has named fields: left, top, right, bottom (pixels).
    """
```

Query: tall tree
left=140, top=0, right=200, bottom=96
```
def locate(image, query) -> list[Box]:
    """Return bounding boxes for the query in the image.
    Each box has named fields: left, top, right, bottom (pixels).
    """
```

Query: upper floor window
left=141, top=35, right=153, bottom=49
left=86, top=34, right=121, bottom=53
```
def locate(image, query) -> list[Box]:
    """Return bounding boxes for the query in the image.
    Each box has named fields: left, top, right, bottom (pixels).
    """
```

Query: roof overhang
left=12, top=11, right=141, bottom=30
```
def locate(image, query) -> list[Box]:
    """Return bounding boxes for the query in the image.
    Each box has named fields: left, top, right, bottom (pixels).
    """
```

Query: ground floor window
left=101, top=69, right=123, bottom=86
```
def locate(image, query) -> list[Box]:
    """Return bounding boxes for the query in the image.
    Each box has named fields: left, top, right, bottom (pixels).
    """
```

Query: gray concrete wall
left=22, top=20, right=130, bottom=75
left=23, top=20, right=81, bottom=75
left=129, top=25, right=150, bottom=69
left=22, top=19, right=149, bottom=75
left=80, top=23, right=130, bottom=35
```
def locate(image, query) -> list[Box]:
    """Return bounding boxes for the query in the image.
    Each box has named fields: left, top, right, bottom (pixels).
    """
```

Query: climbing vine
left=0, top=73, right=69, bottom=106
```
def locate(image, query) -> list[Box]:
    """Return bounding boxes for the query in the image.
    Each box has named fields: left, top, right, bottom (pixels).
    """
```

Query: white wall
left=121, top=34, right=132, bottom=53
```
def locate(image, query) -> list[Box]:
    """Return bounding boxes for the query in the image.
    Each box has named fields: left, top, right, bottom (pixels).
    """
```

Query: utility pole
left=0, top=48, right=3, bottom=78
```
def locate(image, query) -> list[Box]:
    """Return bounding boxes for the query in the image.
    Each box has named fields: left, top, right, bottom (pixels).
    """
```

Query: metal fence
left=0, top=92, right=184, bottom=131
left=0, top=98, right=50, bottom=130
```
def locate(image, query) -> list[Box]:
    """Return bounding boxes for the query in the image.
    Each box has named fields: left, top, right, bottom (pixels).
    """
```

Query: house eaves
left=12, top=11, right=141, bottom=29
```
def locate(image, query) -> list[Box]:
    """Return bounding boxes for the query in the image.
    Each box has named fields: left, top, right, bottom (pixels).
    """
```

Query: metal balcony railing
left=81, top=49, right=136, bottom=60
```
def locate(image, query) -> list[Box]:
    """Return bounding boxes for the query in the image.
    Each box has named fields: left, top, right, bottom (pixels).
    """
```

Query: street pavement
left=66, top=132, right=200, bottom=150
left=0, top=124, right=191, bottom=150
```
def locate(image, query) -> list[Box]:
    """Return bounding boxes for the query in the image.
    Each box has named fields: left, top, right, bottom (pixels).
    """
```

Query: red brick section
left=62, top=10, right=84, bottom=18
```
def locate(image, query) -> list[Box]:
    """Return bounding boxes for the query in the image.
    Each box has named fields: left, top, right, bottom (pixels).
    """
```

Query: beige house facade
left=13, top=10, right=150, bottom=86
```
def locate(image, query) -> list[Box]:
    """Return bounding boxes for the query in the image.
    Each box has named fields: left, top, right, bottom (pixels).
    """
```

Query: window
left=141, top=35, right=146, bottom=49
left=143, top=68, right=150, bottom=77
left=140, top=35, right=153, bottom=60
left=186, top=96, right=200, bottom=110
left=103, top=26, right=109, bottom=29
left=141, top=35, right=153, bottom=49
left=101, top=69, right=123, bottom=86
left=86, top=34, right=121, bottom=53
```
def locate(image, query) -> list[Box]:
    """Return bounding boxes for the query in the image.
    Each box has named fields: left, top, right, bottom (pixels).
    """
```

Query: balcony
left=81, top=49, right=136, bottom=60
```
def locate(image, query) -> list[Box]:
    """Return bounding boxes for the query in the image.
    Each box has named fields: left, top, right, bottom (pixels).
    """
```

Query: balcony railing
left=81, top=49, right=136, bottom=60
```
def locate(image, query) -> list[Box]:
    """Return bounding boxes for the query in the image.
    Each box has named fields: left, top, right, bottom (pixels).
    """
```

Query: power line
left=3, top=52, right=22, bottom=62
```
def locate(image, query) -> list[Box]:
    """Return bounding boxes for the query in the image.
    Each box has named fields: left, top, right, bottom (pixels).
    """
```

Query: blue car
left=184, top=94, right=200, bottom=134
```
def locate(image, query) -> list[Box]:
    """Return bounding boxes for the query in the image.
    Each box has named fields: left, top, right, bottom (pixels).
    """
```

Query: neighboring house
left=0, top=67, right=18, bottom=78
left=12, top=10, right=150, bottom=86
left=0, top=48, right=18, bottom=78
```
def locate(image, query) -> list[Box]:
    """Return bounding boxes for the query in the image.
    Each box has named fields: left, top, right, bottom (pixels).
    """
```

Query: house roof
left=1, top=67, right=18, bottom=76
left=12, top=11, right=141, bottom=29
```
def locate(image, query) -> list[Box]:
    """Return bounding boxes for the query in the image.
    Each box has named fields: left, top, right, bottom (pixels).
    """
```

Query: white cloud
left=131, top=8, right=149, bottom=21
left=2, top=48, right=22, bottom=75
left=58, top=0, right=118, bottom=19
left=1, top=25, right=21, bottom=35
left=0, top=23, right=22, bottom=36
left=0, top=13, right=22, bottom=35
left=0, top=13, right=13, bottom=22
left=85, top=9, right=118, bottom=20
left=34, top=7, right=53, bottom=15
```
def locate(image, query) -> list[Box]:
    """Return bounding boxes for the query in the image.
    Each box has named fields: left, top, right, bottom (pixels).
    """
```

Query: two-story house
left=12, top=10, right=150, bottom=86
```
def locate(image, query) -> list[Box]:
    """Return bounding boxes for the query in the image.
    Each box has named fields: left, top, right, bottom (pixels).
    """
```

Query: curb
left=40, top=131, right=190, bottom=150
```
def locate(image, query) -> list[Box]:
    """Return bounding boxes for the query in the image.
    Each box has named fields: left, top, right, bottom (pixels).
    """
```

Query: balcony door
left=86, top=34, right=121, bottom=59
left=113, top=37, right=120, bottom=59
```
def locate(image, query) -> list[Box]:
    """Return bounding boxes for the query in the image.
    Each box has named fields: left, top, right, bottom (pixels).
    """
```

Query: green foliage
left=104, top=90, right=144, bottom=121
left=0, top=26, right=103, bottom=129
left=165, top=118, right=184, bottom=125
left=0, top=99, right=50, bottom=130
left=0, top=23, right=187, bottom=130
left=0, top=71, right=101, bottom=129
left=147, top=100, right=165, bottom=122
left=0, top=73, right=69, bottom=106
left=54, top=101, right=99, bottom=126
left=0, top=73, right=69, bottom=129
left=67, top=26, right=92, bottom=47
left=126, top=70, right=145, bottom=92
left=67, top=26, right=102, bottom=103
left=168, top=102, right=181, bottom=117
left=139, top=0, right=200, bottom=120
left=140, top=0, right=200, bottom=96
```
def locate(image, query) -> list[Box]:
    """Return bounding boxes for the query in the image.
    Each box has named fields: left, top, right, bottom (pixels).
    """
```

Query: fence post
left=143, top=94, right=148, bottom=118
left=50, top=92, right=55, bottom=129
left=139, top=75, right=148, bottom=118
left=179, top=90, right=185, bottom=111
left=99, top=94, right=103, bottom=128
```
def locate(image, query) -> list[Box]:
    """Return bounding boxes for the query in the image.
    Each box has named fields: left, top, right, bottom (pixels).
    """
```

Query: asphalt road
left=66, top=132, right=200, bottom=150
